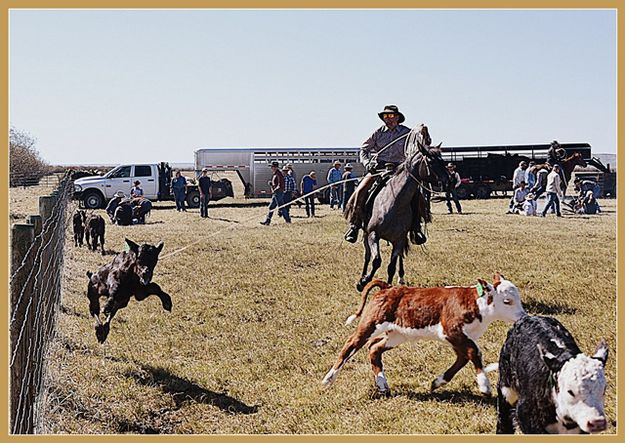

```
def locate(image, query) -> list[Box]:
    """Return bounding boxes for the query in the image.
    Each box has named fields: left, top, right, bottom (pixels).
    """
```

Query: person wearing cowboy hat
left=282, top=164, right=296, bottom=221
left=198, top=167, right=211, bottom=218
left=522, top=192, right=537, bottom=216
left=445, top=162, right=462, bottom=214
left=260, top=161, right=290, bottom=225
left=344, top=105, right=414, bottom=242
left=105, top=190, right=126, bottom=222
left=327, top=160, right=343, bottom=210
left=301, top=170, right=318, bottom=217
left=130, top=180, right=144, bottom=198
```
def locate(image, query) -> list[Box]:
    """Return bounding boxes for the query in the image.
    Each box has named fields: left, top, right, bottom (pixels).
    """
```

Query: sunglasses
left=382, top=113, right=396, bottom=118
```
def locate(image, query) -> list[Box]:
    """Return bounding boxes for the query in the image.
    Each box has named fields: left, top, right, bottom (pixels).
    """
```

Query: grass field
left=10, top=186, right=617, bottom=434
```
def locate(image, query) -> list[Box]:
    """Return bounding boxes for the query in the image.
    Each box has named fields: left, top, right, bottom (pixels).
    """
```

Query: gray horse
left=356, top=142, right=450, bottom=292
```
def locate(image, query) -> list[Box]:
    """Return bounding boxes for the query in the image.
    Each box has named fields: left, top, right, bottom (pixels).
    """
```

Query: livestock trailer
left=194, top=143, right=595, bottom=200
left=194, top=147, right=366, bottom=201
left=441, top=143, right=593, bottom=198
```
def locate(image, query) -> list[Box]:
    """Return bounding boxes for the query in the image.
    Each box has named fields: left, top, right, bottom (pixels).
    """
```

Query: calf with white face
left=497, top=315, right=609, bottom=434
left=322, top=273, right=526, bottom=396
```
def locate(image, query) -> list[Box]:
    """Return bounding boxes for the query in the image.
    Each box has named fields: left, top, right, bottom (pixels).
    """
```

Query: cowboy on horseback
left=343, top=105, right=429, bottom=244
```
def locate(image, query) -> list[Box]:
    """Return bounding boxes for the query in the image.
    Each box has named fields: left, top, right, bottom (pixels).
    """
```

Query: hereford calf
left=496, top=315, right=608, bottom=434
left=72, top=210, right=86, bottom=247
left=85, top=213, right=106, bottom=255
left=86, top=238, right=171, bottom=343
left=322, top=273, right=526, bottom=396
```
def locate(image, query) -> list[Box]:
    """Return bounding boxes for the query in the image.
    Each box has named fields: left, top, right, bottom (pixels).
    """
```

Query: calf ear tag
left=475, top=282, right=485, bottom=297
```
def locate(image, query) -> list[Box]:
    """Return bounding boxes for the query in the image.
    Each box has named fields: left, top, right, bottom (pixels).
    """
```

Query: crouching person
left=497, top=315, right=609, bottom=434
left=131, top=196, right=153, bottom=224
left=113, top=198, right=133, bottom=226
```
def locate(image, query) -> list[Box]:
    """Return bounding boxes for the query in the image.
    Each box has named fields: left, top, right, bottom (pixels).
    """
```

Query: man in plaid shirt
left=282, top=165, right=296, bottom=223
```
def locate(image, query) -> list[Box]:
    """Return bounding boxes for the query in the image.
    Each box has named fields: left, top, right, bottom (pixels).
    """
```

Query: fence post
left=10, top=223, right=35, bottom=434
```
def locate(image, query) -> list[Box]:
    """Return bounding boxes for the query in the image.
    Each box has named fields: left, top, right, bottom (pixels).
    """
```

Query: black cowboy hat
left=378, top=105, right=405, bottom=124
left=270, top=161, right=279, bottom=168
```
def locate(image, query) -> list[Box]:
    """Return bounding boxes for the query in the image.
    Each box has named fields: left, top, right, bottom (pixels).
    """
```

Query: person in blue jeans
left=198, top=168, right=211, bottom=218
left=327, top=160, right=343, bottom=209
left=260, top=161, right=289, bottom=225
left=171, top=170, right=188, bottom=212
left=541, top=164, right=563, bottom=217
left=300, top=171, right=317, bottom=217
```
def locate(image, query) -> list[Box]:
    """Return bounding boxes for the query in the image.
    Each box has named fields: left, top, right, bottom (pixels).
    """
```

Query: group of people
left=326, top=161, right=357, bottom=211
left=170, top=168, right=212, bottom=217
left=506, top=141, right=602, bottom=217
left=105, top=187, right=153, bottom=226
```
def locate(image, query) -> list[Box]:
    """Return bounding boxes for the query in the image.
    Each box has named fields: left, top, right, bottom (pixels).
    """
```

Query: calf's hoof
left=95, top=323, right=110, bottom=343
left=430, top=375, right=447, bottom=392
left=162, top=299, right=173, bottom=312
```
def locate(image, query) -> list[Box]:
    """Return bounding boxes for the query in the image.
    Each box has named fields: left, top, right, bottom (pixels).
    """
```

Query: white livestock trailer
left=194, top=147, right=365, bottom=201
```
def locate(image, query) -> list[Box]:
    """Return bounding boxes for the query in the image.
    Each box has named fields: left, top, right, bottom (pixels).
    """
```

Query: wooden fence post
left=10, top=223, right=35, bottom=434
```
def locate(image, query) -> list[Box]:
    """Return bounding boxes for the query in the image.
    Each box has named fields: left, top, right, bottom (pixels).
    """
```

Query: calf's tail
left=345, top=279, right=390, bottom=325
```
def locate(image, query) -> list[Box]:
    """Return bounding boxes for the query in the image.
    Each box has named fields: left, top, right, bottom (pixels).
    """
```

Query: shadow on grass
left=206, top=216, right=240, bottom=223
left=127, top=364, right=259, bottom=415
left=524, top=299, right=577, bottom=315
left=392, top=385, right=497, bottom=407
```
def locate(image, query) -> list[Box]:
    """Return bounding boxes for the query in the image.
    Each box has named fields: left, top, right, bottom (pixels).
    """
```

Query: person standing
left=530, top=165, right=550, bottom=200
left=327, top=160, right=343, bottom=209
left=525, top=161, right=536, bottom=189
left=341, top=164, right=356, bottom=213
left=198, top=168, right=211, bottom=218
left=282, top=165, right=296, bottom=222
left=541, top=164, right=563, bottom=217
left=301, top=171, right=317, bottom=217
left=171, top=170, right=188, bottom=212
left=344, top=104, right=414, bottom=243
left=260, top=161, right=289, bottom=225
left=445, top=163, right=462, bottom=214
left=512, top=161, right=528, bottom=189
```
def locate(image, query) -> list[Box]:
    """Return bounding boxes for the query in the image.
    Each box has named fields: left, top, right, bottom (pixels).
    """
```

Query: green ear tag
left=476, top=283, right=484, bottom=297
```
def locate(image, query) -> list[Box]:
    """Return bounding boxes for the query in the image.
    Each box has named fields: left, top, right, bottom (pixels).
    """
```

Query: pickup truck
left=73, top=162, right=234, bottom=209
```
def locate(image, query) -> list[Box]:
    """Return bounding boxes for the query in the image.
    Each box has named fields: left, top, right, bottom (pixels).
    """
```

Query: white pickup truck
left=73, top=162, right=233, bottom=209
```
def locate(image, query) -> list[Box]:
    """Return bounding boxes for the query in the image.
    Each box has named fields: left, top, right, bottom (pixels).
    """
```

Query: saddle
left=362, top=164, right=427, bottom=245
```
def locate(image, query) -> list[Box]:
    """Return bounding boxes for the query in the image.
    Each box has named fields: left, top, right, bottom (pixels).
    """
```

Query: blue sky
left=9, top=9, right=617, bottom=165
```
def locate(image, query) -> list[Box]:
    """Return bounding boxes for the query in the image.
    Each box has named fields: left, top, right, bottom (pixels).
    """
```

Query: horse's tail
left=345, top=279, right=390, bottom=325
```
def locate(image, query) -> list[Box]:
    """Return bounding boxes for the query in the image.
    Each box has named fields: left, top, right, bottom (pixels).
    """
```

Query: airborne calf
left=86, top=238, right=172, bottom=343
left=496, top=315, right=609, bottom=434
left=85, top=213, right=106, bottom=254
left=322, top=273, right=526, bottom=396
left=72, top=209, right=86, bottom=247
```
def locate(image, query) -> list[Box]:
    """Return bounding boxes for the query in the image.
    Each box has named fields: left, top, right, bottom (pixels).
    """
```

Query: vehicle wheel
left=455, top=185, right=470, bottom=200
left=186, top=191, right=200, bottom=208
left=83, top=191, right=104, bottom=209
left=317, top=189, right=330, bottom=205
left=475, top=184, right=492, bottom=199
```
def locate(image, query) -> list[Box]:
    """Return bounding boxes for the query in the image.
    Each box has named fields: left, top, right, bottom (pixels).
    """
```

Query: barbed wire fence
left=9, top=171, right=74, bottom=434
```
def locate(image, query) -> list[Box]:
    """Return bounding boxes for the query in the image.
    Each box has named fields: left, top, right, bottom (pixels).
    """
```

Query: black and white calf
left=497, top=315, right=609, bottom=434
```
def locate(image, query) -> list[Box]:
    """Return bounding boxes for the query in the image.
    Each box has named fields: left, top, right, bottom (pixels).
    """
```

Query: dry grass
left=10, top=188, right=616, bottom=434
